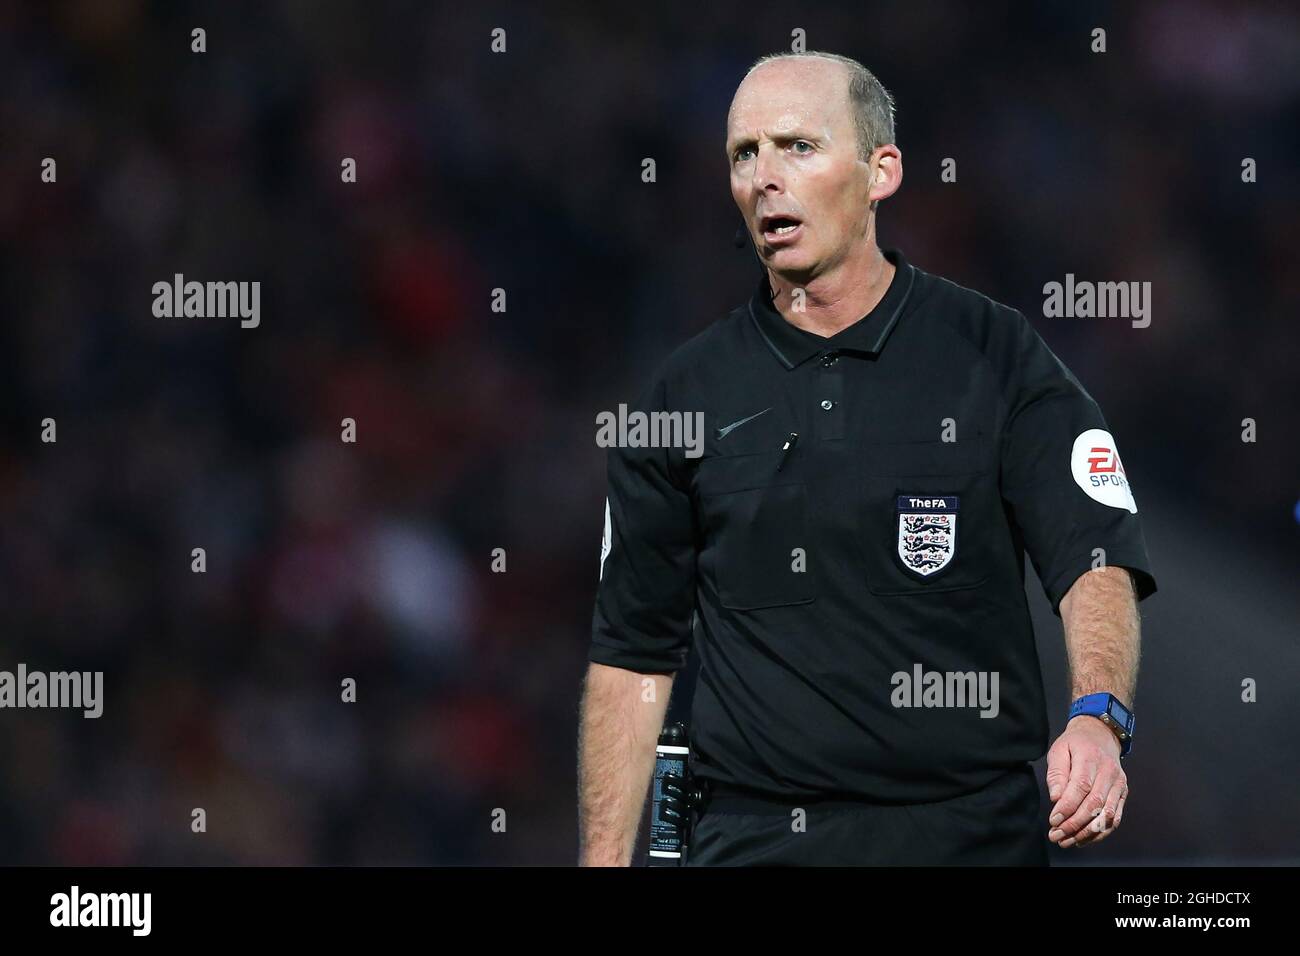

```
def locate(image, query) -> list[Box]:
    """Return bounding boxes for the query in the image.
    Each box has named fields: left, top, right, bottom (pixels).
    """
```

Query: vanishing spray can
left=647, top=722, right=690, bottom=866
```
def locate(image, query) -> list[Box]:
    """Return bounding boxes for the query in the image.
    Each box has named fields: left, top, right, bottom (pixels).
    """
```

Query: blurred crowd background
left=0, top=0, right=1296, bottom=865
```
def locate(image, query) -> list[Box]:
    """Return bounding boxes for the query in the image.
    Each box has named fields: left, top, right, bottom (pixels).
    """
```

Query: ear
left=869, top=145, right=903, bottom=204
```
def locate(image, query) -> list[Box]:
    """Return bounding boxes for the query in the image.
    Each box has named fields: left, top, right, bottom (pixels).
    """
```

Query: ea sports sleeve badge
left=1070, top=429, right=1137, bottom=513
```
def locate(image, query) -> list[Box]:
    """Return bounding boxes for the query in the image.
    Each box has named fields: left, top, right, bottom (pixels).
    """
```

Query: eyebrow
left=726, top=131, right=818, bottom=157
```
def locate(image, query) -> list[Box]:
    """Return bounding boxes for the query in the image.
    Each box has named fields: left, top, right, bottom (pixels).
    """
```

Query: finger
left=1070, top=776, right=1126, bottom=847
left=1069, top=807, right=1110, bottom=846
left=1059, top=771, right=1117, bottom=845
left=1086, top=814, right=1120, bottom=845
left=1044, top=736, right=1072, bottom=806
left=1092, top=790, right=1123, bottom=842
left=1048, top=759, right=1098, bottom=839
left=1083, top=789, right=1127, bottom=847
left=1100, top=779, right=1126, bottom=828
left=1050, top=764, right=1112, bottom=848
left=1101, top=788, right=1128, bottom=837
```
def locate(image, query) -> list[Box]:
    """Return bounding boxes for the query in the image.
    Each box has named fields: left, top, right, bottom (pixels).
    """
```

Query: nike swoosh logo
left=715, top=407, right=773, bottom=439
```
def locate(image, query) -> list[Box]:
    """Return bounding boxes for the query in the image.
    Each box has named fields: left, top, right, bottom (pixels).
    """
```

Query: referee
left=577, top=51, right=1156, bottom=866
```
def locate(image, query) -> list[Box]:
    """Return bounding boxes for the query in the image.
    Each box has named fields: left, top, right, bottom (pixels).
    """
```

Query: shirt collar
left=748, top=247, right=915, bottom=369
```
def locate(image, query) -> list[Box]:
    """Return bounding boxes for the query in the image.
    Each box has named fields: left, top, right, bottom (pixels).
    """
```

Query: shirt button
left=820, top=400, right=834, bottom=410
left=821, top=353, right=838, bottom=367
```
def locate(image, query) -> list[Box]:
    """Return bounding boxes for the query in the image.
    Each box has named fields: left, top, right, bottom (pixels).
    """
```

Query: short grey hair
left=745, top=51, right=897, bottom=159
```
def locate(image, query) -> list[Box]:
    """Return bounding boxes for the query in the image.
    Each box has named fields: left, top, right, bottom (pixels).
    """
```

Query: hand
left=1043, top=715, right=1128, bottom=848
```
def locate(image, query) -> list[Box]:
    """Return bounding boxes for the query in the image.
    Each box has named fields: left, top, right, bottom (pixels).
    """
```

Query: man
left=577, top=51, right=1156, bottom=866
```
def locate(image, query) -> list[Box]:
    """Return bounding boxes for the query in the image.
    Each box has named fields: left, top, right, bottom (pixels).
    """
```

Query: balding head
left=732, top=52, right=896, bottom=163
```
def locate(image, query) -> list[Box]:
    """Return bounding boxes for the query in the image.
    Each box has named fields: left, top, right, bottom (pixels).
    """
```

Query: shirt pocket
left=858, top=439, right=992, bottom=596
left=696, top=451, right=814, bottom=610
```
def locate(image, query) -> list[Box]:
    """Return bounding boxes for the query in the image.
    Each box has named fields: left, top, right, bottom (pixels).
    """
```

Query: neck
left=766, top=244, right=895, bottom=338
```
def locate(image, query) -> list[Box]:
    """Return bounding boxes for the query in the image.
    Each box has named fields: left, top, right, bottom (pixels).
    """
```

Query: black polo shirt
left=589, top=247, right=1156, bottom=804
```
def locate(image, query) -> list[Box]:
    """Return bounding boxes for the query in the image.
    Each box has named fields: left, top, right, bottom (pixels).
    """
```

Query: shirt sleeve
left=588, top=372, right=698, bottom=673
left=999, top=313, right=1157, bottom=615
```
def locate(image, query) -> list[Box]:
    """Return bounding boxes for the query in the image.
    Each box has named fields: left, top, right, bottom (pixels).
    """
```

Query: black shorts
left=683, top=763, right=1048, bottom=866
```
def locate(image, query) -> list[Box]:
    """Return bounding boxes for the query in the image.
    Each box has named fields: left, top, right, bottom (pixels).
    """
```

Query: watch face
left=1108, top=699, right=1130, bottom=724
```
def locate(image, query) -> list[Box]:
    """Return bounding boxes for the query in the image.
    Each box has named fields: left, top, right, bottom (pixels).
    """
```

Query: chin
left=764, top=249, right=816, bottom=278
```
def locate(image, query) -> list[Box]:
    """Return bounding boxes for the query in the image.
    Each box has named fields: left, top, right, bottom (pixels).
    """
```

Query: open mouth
left=760, top=215, right=803, bottom=243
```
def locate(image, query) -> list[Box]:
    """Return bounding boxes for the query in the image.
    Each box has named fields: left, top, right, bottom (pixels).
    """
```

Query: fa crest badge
left=896, top=496, right=958, bottom=578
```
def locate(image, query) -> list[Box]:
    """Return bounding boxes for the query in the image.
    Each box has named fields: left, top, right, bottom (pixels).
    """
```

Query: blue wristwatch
left=1068, top=692, right=1135, bottom=757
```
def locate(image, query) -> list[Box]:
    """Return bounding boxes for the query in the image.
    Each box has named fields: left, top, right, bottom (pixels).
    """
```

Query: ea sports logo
left=1086, top=446, right=1125, bottom=477
left=1071, top=429, right=1137, bottom=513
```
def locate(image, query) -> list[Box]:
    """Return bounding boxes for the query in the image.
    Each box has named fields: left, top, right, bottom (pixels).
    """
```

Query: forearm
left=577, top=662, right=674, bottom=866
left=1059, top=565, right=1141, bottom=703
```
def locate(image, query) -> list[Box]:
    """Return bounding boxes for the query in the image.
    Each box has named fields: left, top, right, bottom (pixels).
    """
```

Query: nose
left=750, top=143, right=785, bottom=195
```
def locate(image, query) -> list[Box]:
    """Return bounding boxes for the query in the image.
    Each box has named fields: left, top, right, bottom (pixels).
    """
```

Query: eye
left=733, top=146, right=755, bottom=163
left=792, top=140, right=813, bottom=154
